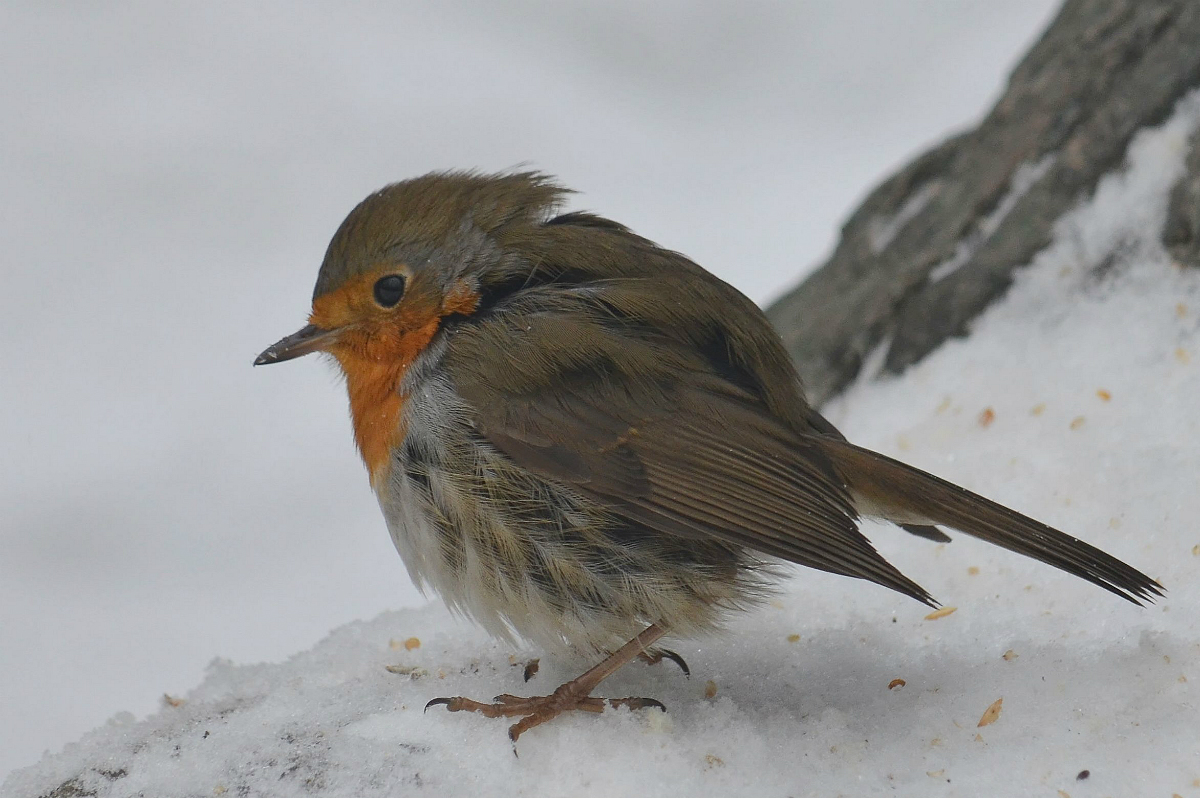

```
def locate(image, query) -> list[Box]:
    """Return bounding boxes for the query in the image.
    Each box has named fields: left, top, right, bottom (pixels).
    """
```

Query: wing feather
left=444, top=296, right=935, bottom=605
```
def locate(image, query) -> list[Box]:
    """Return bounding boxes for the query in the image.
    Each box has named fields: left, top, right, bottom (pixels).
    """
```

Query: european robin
left=256, top=171, right=1162, bottom=742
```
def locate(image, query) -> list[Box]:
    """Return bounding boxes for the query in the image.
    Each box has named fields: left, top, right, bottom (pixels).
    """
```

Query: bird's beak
left=254, top=324, right=340, bottom=366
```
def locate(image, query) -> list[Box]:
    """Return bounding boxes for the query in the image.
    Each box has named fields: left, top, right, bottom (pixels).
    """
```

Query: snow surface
left=0, top=2, right=1064, bottom=776
left=7, top=82, right=1200, bottom=798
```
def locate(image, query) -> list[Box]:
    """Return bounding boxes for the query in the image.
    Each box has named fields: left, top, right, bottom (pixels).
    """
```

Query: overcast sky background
left=0, top=0, right=1061, bottom=777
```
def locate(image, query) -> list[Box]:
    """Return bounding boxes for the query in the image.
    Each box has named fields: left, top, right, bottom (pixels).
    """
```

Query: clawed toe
left=425, top=624, right=672, bottom=742
left=612, top=696, right=666, bottom=712
left=425, top=690, right=667, bottom=741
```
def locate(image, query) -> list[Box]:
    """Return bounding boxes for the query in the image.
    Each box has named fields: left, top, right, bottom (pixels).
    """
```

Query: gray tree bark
left=765, top=0, right=1200, bottom=405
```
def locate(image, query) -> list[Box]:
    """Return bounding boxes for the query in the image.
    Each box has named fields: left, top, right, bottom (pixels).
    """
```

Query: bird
left=255, top=170, right=1163, bottom=742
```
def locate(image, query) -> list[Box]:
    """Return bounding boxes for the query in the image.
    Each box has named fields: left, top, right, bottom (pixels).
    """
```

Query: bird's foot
left=427, top=623, right=671, bottom=744
left=426, top=681, right=665, bottom=742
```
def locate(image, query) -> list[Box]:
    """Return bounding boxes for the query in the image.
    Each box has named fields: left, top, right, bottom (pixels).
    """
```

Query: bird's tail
left=813, top=437, right=1164, bottom=605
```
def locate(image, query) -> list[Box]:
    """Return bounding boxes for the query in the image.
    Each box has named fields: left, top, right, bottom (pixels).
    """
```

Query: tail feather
left=815, top=437, right=1164, bottom=606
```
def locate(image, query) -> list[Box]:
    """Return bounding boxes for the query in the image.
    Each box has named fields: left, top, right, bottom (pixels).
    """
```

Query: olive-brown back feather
left=444, top=252, right=937, bottom=605
left=428, top=183, right=1158, bottom=609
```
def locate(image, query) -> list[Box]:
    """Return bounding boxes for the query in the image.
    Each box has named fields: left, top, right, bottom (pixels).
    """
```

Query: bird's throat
left=335, top=320, right=440, bottom=485
left=321, top=279, right=480, bottom=486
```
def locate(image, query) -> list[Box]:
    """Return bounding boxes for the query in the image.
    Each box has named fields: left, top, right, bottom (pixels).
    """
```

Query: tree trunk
left=765, top=0, right=1200, bottom=405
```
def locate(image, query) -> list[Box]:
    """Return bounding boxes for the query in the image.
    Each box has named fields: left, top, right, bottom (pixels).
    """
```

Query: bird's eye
left=373, top=274, right=406, bottom=307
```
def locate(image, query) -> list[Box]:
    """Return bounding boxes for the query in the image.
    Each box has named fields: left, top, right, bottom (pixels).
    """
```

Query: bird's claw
left=639, top=648, right=691, bottom=678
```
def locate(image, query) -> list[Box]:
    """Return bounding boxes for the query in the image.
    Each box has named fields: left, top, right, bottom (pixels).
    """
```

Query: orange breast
left=314, top=276, right=480, bottom=486
left=335, top=318, right=440, bottom=485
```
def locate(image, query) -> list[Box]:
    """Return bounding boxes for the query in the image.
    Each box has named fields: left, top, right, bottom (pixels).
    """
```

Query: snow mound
left=8, top=95, right=1200, bottom=798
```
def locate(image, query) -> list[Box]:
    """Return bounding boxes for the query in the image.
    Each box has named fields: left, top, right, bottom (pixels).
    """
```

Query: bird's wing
left=442, top=287, right=934, bottom=605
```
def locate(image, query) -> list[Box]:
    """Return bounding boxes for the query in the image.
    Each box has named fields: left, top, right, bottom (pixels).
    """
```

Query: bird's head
left=254, top=170, right=571, bottom=479
left=254, top=170, right=571, bottom=371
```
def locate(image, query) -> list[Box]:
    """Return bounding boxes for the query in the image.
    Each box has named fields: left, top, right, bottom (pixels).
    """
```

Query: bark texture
left=766, top=0, right=1200, bottom=405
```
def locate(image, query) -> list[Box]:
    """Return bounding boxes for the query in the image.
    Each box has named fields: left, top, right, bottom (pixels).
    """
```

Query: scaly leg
left=522, top=647, right=687, bottom=683
left=426, top=623, right=668, bottom=742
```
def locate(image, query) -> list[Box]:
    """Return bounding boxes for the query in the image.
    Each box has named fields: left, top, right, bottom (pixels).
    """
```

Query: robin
left=255, top=170, right=1162, bottom=742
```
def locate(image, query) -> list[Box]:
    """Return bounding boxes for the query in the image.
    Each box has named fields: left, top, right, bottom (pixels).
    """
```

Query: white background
left=0, top=1, right=1061, bottom=778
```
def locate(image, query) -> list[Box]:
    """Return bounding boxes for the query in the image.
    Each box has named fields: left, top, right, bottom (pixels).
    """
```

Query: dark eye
left=372, top=274, right=406, bottom=307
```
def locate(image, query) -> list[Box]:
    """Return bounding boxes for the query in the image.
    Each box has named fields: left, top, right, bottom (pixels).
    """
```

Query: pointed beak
left=254, top=324, right=340, bottom=366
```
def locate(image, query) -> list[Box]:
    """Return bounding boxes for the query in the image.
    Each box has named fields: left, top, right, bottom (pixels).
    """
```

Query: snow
left=7, top=80, right=1200, bottom=798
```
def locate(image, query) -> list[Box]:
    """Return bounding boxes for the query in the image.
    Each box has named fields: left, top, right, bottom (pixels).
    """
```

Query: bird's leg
left=522, top=648, right=686, bottom=683
left=426, top=623, right=668, bottom=742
